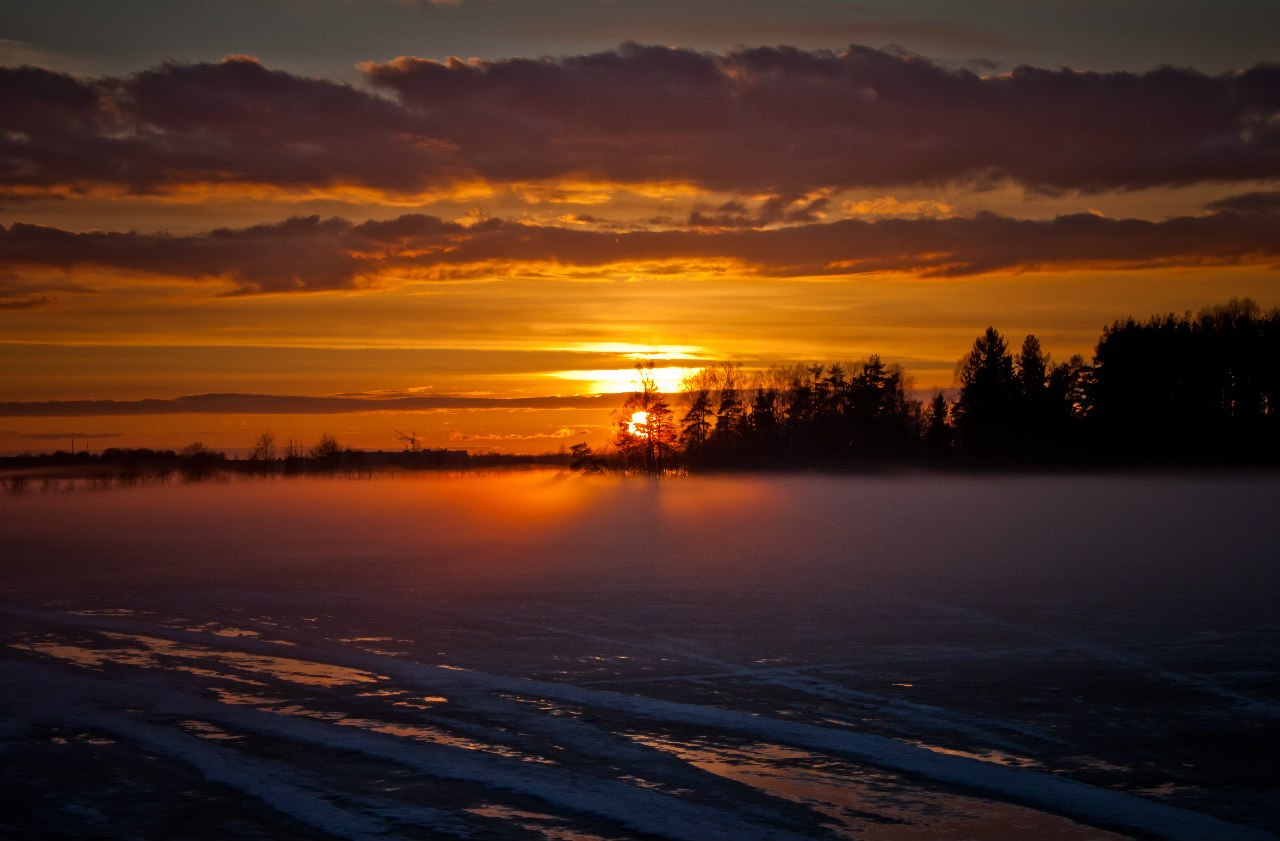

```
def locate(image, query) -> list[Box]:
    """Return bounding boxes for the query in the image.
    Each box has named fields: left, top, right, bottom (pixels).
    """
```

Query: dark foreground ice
left=1, top=471, right=1277, bottom=840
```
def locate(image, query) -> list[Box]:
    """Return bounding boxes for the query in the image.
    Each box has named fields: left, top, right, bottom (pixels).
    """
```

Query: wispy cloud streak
left=0, top=392, right=624, bottom=417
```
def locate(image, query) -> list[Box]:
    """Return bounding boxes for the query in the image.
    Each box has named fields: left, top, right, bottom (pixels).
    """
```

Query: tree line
left=0, top=432, right=569, bottom=491
left=585, top=299, right=1280, bottom=473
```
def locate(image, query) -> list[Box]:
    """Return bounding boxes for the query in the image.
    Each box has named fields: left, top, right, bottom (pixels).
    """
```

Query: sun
left=626, top=411, right=649, bottom=436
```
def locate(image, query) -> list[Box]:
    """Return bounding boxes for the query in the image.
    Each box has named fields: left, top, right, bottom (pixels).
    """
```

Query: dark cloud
left=0, top=392, right=624, bottom=417
left=687, top=194, right=831, bottom=228
left=0, top=294, right=49, bottom=309
left=0, top=216, right=367, bottom=292
left=3, top=207, right=1279, bottom=292
left=0, top=57, right=432, bottom=196
left=2, top=46, right=1278, bottom=196
left=1204, top=191, right=1280, bottom=214
left=0, top=278, right=94, bottom=307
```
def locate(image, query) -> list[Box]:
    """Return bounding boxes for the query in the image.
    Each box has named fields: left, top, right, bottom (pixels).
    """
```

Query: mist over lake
left=2, top=471, right=1277, bottom=840
left=5, top=471, right=1278, bottom=597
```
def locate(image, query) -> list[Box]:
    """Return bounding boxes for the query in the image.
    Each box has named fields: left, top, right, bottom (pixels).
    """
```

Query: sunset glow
left=0, top=5, right=1276, bottom=455
left=549, top=367, right=704, bottom=397
left=2, top=7, right=1279, bottom=841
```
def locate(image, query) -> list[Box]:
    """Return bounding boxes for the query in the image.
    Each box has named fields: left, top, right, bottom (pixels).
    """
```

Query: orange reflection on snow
left=628, top=735, right=1130, bottom=841
left=12, top=633, right=383, bottom=688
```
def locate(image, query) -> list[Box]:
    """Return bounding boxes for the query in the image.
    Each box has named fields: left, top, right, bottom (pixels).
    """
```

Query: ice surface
left=1, top=471, right=1277, bottom=840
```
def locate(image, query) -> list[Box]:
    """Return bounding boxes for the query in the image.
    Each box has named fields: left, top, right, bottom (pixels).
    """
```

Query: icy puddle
left=12, top=631, right=384, bottom=687
left=467, top=805, right=621, bottom=841
left=11, top=630, right=555, bottom=766
left=628, top=734, right=1133, bottom=840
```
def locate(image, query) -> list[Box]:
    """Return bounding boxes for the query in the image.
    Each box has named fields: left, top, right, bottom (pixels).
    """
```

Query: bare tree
left=179, top=441, right=213, bottom=459
left=249, top=430, right=277, bottom=461
left=309, top=433, right=341, bottom=460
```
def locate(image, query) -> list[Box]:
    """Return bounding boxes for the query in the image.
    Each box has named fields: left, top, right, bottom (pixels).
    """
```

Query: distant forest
left=0, top=441, right=568, bottom=490
left=584, top=299, right=1280, bottom=473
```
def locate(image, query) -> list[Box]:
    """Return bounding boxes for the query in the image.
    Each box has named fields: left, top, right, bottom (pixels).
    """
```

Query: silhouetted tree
left=845, top=355, right=915, bottom=463
left=614, top=362, right=678, bottom=473
left=1015, top=335, right=1049, bottom=400
left=678, top=367, right=718, bottom=461
left=1043, top=352, right=1092, bottom=458
left=568, top=442, right=605, bottom=472
left=782, top=364, right=822, bottom=463
left=954, top=327, right=1018, bottom=459
left=249, top=430, right=277, bottom=461
left=309, top=433, right=341, bottom=460
left=708, top=362, right=746, bottom=465
left=747, top=379, right=783, bottom=459
left=1091, top=299, right=1280, bottom=462
left=1012, top=335, right=1052, bottom=459
left=924, top=392, right=952, bottom=461
left=179, top=441, right=213, bottom=459
left=178, top=441, right=225, bottom=480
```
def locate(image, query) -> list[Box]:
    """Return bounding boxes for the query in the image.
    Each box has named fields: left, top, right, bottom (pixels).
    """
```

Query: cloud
left=0, top=294, right=49, bottom=309
left=4, top=431, right=124, bottom=440
left=447, top=427, right=589, bottom=442
left=370, top=43, right=1280, bottom=195
left=842, top=197, right=954, bottom=218
left=0, top=278, right=94, bottom=307
left=2, top=45, right=1278, bottom=198
left=0, top=216, right=368, bottom=293
left=364, top=43, right=1280, bottom=194
left=3, top=206, right=1279, bottom=292
left=687, top=193, right=832, bottom=229
left=0, top=392, right=625, bottom=417
left=0, top=38, right=72, bottom=71
left=1204, top=191, right=1280, bottom=214
left=0, top=57, right=435, bottom=198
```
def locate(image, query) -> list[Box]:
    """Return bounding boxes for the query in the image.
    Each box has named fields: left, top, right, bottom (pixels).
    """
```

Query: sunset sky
left=2, top=0, right=1278, bottom=453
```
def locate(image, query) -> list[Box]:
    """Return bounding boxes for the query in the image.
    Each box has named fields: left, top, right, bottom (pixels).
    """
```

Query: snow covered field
left=2, top=471, right=1278, bottom=840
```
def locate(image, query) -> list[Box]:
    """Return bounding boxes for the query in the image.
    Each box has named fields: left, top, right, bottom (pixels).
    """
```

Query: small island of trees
left=588, top=298, right=1280, bottom=473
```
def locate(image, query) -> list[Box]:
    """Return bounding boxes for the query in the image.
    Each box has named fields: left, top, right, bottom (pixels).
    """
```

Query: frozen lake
left=2, top=471, right=1278, bottom=840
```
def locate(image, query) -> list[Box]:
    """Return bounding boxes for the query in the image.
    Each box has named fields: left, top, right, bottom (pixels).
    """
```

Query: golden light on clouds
left=3, top=41, right=1278, bottom=454
left=546, top=367, right=704, bottom=396
left=507, top=180, right=704, bottom=206
left=843, top=197, right=956, bottom=218
left=553, top=342, right=709, bottom=359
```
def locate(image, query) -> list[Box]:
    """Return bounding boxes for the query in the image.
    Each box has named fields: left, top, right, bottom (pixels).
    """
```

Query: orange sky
left=2, top=36, right=1278, bottom=454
